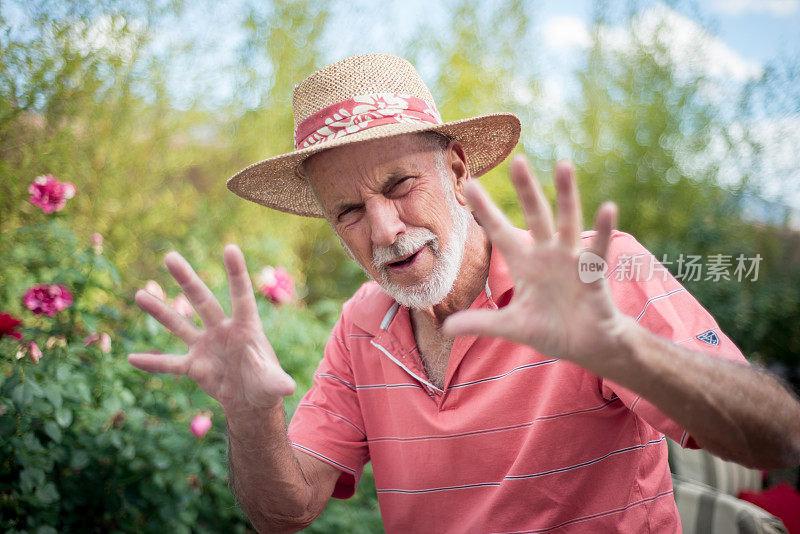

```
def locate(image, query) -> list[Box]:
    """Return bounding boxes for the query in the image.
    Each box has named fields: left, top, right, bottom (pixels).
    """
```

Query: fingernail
left=556, top=159, right=574, bottom=172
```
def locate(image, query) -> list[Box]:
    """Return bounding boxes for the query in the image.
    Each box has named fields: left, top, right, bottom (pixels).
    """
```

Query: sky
left=537, top=0, right=800, bottom=65
left=135, top=0, right=799, bottom=106
left=528, top=0, right=800, bottom=216
left=5, top=0, right=800, bottom=213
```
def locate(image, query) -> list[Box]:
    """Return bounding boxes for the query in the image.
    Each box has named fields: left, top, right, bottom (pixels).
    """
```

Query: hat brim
left=226, top=112, right=521, bottom=218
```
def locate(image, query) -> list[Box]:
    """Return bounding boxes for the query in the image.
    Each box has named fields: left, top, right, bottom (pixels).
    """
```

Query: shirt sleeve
left=596, top=231, right=750, bottom=449
left=287, top=314, right=370, bottom=499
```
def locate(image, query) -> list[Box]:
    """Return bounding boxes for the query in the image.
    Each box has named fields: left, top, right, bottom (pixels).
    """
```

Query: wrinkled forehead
left=303, top=133, right=437, bottom=175
left=301, top=134, right=441, bottom=208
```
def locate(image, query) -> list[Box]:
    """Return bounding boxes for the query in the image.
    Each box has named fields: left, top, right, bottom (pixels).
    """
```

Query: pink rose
left=170, top=294, right=195, bottom=318
left=256, top=266, right=296, bottom=304
left=30, top=342, right=43, bottom=364
left=84, top=332, right=112, bottom=353
left=190, top=414, right=212, bottom=438
left=28, top=174, right=76, bottom=214
left=23, top=284, right=73, bottom=316
left=144, top=280, right=166, bottom=301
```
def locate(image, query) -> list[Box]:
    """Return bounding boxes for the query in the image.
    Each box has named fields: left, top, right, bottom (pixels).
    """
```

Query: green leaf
left=55, top=364, right=72, bottom=383
left=20, top=467, right=45, bottom=493
left=145, top=315, right=161, bottom=336
left=81, top=313, right=99, bottom=333
left=70, top=450, right=90, bottom=470
left=43, top=384, right=62, bottom=410
left=35, top=482, right=59, bottom=504
left=12, top=383, right=32, bottom=408
left=121, top=444, right=135, bottom=460
left=98, top=304, right=120, bottom=320
left=0, top=373, right=21, bottom=396
left=0, top=415, right=16, bottom=438
left=44, top=421, right=62, bottom=443
left=105, top=396, right=122, bottom=413
left=119, top=388, right=135, bottom=405
left=153, top=453, right=171, bottom=470
left=22, top=432, right=45, bottom=453
left=26, top=379, right=44, bottom=398
left=75, top=382, right=91, bottom=403
left=55, top=406, right=73, bottom=427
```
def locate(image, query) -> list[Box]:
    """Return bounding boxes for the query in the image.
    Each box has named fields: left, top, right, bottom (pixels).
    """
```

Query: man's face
left=303, top=134, right=471, bottom=308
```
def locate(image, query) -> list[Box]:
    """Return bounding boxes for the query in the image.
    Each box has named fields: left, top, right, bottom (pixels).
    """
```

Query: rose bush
left=0, top=205, right=382, bottom=533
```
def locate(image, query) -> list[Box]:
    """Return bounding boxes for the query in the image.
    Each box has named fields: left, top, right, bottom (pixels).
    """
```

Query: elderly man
left=129, top=54, right=800, bottom=532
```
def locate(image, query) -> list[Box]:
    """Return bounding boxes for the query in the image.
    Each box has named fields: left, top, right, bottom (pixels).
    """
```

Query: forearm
left=601, top=319, right=800, bottom=469
left=226, top=403, right=317, bottom=532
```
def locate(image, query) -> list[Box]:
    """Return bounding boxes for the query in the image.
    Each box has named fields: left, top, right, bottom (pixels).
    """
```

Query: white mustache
left=373, top=229, right=438, bottom=270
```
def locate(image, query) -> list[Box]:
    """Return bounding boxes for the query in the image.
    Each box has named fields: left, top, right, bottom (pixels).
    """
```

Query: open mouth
left=387, top=248, right=423, bottom=269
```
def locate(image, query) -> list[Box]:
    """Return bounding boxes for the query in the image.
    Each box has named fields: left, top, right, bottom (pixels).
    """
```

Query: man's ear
left=448, top=141, right=470, bottom=206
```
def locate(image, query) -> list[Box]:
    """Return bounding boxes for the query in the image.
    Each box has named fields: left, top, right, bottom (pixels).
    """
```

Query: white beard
left=373, top=191, right=470, bottom=309
left=334, top=173, right=472, bottom=309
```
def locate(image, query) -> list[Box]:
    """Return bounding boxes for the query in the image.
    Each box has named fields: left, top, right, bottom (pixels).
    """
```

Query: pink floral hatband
left=293, top=93, right=443, bottom=150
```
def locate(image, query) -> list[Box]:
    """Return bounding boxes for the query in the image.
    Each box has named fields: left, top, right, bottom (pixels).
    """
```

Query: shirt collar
left=349, top=227, right=529, bottom=335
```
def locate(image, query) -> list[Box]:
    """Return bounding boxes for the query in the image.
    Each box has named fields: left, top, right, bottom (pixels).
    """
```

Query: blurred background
left=1, top=0, right=798, bottom=532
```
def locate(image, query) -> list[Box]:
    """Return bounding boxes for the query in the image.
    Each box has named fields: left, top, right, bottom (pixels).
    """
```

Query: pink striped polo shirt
left=287, top=230, right=748, bottom=533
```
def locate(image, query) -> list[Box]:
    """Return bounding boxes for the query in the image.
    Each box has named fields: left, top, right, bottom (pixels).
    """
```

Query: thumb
left=442, top=309, right=511, bottom=339
left=268, top=367, right=297, bottom=398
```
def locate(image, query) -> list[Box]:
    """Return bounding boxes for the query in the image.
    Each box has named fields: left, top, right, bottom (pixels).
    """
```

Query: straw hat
left=226, top=53, right=521, bottom=218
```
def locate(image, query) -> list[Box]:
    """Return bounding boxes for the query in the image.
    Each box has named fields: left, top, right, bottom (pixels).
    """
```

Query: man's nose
left=367, top=198, right=405, bottom=248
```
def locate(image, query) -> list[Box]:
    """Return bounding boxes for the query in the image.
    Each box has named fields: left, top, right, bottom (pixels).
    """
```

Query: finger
left=128, top=353, right=190, bottom=375
left=224, top=244, right=259, bottom=322
left=135, top=290, right=201, bottom=344
left=442, top=309, right=516, bottom=340
left=554, top=160, right=583, bottom=249
left=589, top=201, right=618, bottom=260
left=510, top=155, right=554, bottom=243
left=164, top=251, right=227, bottom=326
left=463, top=181, right=522, bottom=260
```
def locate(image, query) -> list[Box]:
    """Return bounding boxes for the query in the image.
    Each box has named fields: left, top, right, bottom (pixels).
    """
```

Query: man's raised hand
left=443, top=156, right=631, bottom=375
left=128, top=245, right=296, bottom=415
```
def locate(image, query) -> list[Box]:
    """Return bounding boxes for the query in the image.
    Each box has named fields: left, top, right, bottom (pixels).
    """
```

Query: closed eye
left=335, top=175, right=415, bottom=223
left=337, top=205, right=360, bottom=222
left=387, top=176, right=414, bottom=196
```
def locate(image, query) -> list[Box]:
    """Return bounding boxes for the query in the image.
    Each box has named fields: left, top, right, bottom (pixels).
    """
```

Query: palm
left=186, top=321, right=275, bottom=407
left=444, top=158, right=625, bottom=370
left=129, top=246, right=295, bottom=413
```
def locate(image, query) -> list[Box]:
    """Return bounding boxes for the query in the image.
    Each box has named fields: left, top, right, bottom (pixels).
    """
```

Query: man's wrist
left=592, top=315, right=684, bottom=395
left=224, top=401, right=286, bottom=444
left=585, top=315, right=646, bottom=383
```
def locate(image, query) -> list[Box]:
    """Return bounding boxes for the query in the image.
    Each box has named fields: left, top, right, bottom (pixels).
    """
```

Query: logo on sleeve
left=696, top=330, right=719, bottom=346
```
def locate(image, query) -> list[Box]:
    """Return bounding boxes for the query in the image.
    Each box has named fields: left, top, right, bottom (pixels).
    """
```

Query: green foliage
left=0, top=209, right=382, bottom=532
left=560, top=6, right=800, bottom=368
left=1, top=212, right=247, bottom=532
left=410, top=0, right=537, bottom=223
